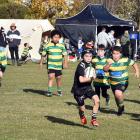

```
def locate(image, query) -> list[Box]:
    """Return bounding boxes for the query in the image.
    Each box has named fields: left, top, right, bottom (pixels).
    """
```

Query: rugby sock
left=48, top=87, right=53, bottom=93
left=115, top=98, right=119, bottom=107
left=118, top=99, right=124, bottom=107
left=79, top=110, right=85, bottom=118
left=115, top=98, right=124, bottom=107
left=92, top=112, right=97, bottom=120
left=57, top=87, right=62, bottom=92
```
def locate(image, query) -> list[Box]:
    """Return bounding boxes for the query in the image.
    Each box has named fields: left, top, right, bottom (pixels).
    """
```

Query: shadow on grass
left=65, top=101, right=93, bottom=110
left=131, top=113, right=140, bottom=121
left=23, top=89, right=46, bottom=96
left=45, top=116, right=93, bottom=129
left=124, top=99, right=140, bottom=104
left=65, top=102, right=140, bottom=120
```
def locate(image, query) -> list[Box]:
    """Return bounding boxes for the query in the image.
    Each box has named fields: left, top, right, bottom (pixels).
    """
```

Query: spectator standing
left=121, top=30, right=130, bottom=58
left=7, top=23, right=21, bottom=66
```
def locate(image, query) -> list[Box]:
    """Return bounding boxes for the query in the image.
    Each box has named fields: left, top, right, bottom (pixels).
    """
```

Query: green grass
left=0, top=62, right=140, bottom=140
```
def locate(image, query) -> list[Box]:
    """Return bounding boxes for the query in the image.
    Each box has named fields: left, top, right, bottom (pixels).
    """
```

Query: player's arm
left=128, top=58, right=139, bottom=78
left=103, top=62, right=112, bottom=72
left=62, top=45, right=68, bottom=69
left=63, top=55, right=68, bottom=69
left=132, top=63, right=139, bottom=78
left=79, top=76, right=93, bottom=83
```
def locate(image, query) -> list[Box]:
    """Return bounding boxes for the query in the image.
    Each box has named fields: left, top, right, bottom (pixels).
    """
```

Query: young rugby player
left=40, top=30, right=68, bottom=97
left=71, top=50, right=100, bottom=126
left=104, top=46, right=139, bottom=115
left=92, top=45, right=110, bottom=109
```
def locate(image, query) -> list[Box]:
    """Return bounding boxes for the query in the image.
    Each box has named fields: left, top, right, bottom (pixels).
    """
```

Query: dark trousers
left=94, top=85, right=109, bottom=99
left=9, top=47, right=19, bottom=60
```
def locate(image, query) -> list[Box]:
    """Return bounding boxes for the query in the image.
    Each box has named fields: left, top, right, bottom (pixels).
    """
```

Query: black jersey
left=71, top=61, right=94, bottom=94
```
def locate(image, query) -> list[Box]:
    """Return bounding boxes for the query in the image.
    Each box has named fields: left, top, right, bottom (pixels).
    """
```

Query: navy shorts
left=48, top=69, right=62, bottom=77
left=73, top=87, right=97, bottom=106
left=111, top=83, right=128, bottom=93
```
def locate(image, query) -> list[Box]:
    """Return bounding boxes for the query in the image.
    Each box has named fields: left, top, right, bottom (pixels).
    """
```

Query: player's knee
left=92, top=96, right=100, bottom=105
left=49, top=75, right=55, bottom=80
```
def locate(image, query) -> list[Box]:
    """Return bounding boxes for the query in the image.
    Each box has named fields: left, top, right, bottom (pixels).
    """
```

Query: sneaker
left=80, top=116, right=87, bottom=125
left=117, top=105, right=124, bottom=116
left=57, top=91, right=62, bottom=96
left=91, top=119, right=99, bottom=127
left=45, top=91, right=52, bottom=97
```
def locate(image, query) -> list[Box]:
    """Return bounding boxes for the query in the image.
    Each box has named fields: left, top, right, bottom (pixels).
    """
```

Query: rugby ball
left=85, top=66, right=96, bottom=79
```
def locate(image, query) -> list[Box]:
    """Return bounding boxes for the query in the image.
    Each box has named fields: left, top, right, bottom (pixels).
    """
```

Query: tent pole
left=95, top=19, right=98, bottom=51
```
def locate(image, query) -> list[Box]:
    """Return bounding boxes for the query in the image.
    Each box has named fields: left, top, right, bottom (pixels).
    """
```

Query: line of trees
left=0, top=0, right=139, bottom=28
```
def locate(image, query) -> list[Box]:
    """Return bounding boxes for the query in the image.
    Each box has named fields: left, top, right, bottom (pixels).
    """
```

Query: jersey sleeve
left=127, top=58, right=135, bottom=66
left=76, top=63, right=85, bottom=77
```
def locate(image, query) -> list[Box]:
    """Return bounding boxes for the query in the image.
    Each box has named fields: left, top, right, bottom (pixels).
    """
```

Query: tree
left=0, top=0, right=30, bottom=19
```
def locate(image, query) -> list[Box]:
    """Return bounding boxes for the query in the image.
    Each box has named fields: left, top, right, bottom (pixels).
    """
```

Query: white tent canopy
left=0, top=19, right=54, bottom=61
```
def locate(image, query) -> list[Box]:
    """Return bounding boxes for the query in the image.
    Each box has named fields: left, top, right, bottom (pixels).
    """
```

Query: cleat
left=45, top=91, right=52, bottom=97
left=80, top=116, right=87, bottom=125
left=91, top=119, right=99, bottom=127
left=57, top=91, right=63, bottom=96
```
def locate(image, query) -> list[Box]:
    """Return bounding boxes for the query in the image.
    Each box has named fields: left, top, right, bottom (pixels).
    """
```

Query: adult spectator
left=0, top=27, right=7, bottom=87
left=121, top=30, right=130, bottom=58
left=108, top=30, right=115, bottom=46
left=0, top=27, right=7, bottom=52
left=7, top=23, right=21, bottom=66
left=97, top=27, right=112, bottom=48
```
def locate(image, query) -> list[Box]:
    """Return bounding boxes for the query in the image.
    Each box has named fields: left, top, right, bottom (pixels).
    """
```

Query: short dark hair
left=102, top=27, right=106, bottom=31
left=112, top=46, right=122, bottom=53
left=81, top=49, right=93, bottom=58
left=51, top=30, right=62, bottom=38
left=98, top=44, right=105, bottom=50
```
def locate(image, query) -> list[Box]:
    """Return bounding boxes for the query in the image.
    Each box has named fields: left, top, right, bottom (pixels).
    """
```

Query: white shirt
left=78, top=39, right=84, bottom=49
left=97, top=31, right=112, bottom=47
left=108, top=33, right=115, bottom=45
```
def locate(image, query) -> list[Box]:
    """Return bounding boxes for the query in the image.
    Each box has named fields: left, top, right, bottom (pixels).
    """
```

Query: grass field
left=0, top=62, right=140, bottom=140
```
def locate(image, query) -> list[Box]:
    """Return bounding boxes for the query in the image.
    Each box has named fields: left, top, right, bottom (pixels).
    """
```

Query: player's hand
left=63, top=63, right=68, bottom=69
left=108, top=61, right=113, bottom=66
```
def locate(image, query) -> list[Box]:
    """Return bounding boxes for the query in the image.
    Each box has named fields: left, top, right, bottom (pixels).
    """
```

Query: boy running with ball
left=71, top=50, right=100, bottom=126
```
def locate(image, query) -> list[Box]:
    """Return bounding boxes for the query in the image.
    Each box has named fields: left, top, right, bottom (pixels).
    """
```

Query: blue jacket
left=7, top=30, right=21, bottom=48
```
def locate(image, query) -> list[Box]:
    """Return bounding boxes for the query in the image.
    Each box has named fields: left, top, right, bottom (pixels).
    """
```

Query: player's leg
left=74, top=94, right=87, bottom=125
left=112, top=84, right=128, bottom=116
left=101, top=86, right=110, bottom=108
left=94, top=85, right=101, bottom=110
left=47, top=70, right=55, bottom=96
left=91, top=94, right=100, bottom=126
left=55, top=70, right=63, bottom=96
left=114, top=89, right=124, bottom=116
